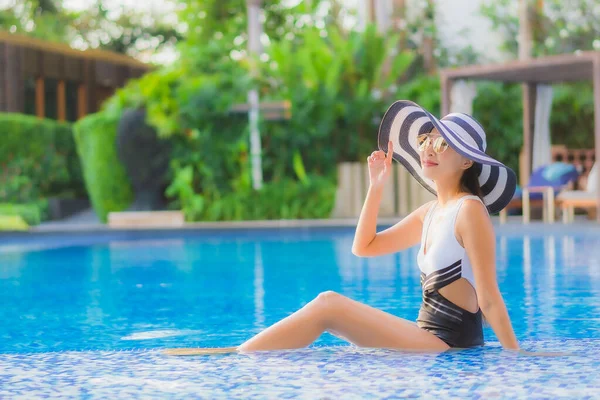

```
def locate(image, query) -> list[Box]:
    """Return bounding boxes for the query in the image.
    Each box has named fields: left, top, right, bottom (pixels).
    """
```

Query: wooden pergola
left=0, top=31, right=150, bottom=121
left=440, top=51, right=600, bottom=222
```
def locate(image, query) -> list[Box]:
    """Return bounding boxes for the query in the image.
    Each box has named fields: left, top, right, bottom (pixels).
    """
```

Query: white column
left=247, top=0, right=264, bottom=190
left=532, top=84, right=554, bottom=171
left=449, top=80, right=477, bottom=114
left=374, top=0, right=393, bottom=33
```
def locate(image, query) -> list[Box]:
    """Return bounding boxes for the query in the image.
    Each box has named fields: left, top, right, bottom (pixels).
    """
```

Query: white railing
left=331, top=162, right=436, bottom=219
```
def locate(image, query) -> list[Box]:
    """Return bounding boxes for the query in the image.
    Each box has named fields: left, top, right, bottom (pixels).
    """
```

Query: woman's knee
left=313, top=291, right=345, bottom=319
left=316, top=290, right=344, bottom=303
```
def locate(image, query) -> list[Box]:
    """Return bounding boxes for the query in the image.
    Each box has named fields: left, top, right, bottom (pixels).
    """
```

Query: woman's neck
left=434, top=180, right=466, bottom=207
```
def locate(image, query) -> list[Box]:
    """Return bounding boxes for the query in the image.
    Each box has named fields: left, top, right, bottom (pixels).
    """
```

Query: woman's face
left=419, top=128, right=471, bottom=181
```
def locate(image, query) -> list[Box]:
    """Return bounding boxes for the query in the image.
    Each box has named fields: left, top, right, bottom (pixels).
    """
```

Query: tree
left=481, top=0, right=600, bottom=57
left=0, top=0, right=73, bottom=42
left=69, top=2, right=182, bottom=62
left=0, top=0, right=182, bottom=62
left=175, top=0, right=330, bottom=73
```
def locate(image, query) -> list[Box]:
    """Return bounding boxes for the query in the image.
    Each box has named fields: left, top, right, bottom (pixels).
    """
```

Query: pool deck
left=0, top=214, right=598, bottom=241
left=0, top=207, right=598, bottom=244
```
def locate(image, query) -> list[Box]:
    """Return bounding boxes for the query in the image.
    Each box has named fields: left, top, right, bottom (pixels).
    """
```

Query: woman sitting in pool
left=166, top=101, right=522, bottom=355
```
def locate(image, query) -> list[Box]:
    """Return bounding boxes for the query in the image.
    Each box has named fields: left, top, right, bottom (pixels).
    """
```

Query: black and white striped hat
left=377, top=100, right=517, bottom=214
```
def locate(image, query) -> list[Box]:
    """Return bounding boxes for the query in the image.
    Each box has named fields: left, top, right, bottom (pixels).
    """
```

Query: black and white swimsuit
left=416, top=195, right=485, bottom=348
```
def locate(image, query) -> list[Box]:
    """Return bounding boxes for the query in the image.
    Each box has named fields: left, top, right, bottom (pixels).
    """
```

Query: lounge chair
left=556, top=163, right=598, bottom=222
left=499, top=162, right=579, bottom=223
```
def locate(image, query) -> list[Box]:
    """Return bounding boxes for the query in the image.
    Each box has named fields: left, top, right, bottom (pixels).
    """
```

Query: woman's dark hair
left=460, top=161, right=489, bottom=326
left=460, top=162, right=483, bottom=199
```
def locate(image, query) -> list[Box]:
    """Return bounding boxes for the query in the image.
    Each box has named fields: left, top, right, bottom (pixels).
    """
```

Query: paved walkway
left=29, top=207, right=599, bottom=234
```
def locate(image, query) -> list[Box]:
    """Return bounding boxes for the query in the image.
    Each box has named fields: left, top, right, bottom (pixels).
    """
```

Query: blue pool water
left=1, top=225, right=600, bottom=398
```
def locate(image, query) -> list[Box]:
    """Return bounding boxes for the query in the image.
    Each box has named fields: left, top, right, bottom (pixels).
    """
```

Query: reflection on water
left=1, top=228, right=600, bottom=353
left=253, top=242, right=265, bottom=330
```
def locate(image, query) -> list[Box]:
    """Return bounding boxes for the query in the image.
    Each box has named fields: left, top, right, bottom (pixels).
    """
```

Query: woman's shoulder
left=459, top=196, right=488, bottom=216
left=453, top=196, right=494, bottom=250
left=456, top=196, right=492, bottom=232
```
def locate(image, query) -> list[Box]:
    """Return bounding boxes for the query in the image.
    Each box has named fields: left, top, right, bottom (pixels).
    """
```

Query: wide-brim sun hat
left=377, top=100, right=517, bottom=214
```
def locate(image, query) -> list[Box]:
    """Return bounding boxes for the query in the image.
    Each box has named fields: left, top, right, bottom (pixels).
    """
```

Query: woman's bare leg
left=237, top=291, right=449, bottom=353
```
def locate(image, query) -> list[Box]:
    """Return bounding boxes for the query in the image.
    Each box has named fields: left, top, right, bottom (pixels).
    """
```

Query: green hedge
left=0, top=203, right=42, bottom=225
left=0, top=113, right=86, bottom=206
left=167, top=171, right=336, bottom=221
left=472, top=83, right=523, bottom=177
left=73, top=113, right=134, bottom=222
left=0, top=215, right=29, bottom=231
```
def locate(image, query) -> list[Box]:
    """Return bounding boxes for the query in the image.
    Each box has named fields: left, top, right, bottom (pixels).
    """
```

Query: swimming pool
left=1, top=225, right=600, bottom=398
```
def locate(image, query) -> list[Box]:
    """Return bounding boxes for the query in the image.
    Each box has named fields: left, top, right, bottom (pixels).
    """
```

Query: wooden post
left=422, top=36, right=435, bottom=74
left=35, top=77, right=45, bottom=118
left=331, top=163, right=354, bottom=218
left=422, top=0, right=436, bottom=73
left=522, top=83, right=536, bottom=185
left=396, top=163, right=409, bottom=216
left=57, top=80, right=66, bottom=121
left=519, top=0, right=535, bottom=186
left=440, top=73, right=452, bottom=116
left=518, top=0, right=534, bottom=61
left=593, top=56, right=600, bottom=222
left=522, top=189, right=531, bottom=223
left=230, top=101, right=291, bottom=121
left=393, top=0, right=406, bottom=48
left=82, top=59, right=95, bottom=115
left=377, top=0, right=405, bottom=76
left=351, top=163, right=364, bottom=216
left=5, top=44, right=24, bottom=113
left=368, top=0, right=376, bottom=23
left=77, top=83, right=88, bottom=119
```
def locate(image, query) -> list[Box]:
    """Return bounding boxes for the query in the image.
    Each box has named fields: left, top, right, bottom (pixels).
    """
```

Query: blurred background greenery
left=1, top=0, right=598, bottom=225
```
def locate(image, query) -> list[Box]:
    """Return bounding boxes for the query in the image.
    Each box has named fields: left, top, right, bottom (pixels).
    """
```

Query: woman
left=165, top=100, right=522, bottom=356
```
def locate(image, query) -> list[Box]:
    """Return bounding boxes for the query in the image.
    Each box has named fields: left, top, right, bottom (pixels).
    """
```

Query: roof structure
left=1, top=31, right=150, bottom=119
left=442, top=51, right=599, bottom=83
left=0, top=31, right=148, bottom=69
left=439, top=52, right=600, bottom=222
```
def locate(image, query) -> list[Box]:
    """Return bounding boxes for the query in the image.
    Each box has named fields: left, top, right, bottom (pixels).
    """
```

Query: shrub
left=72, top=113, right=134, bottom=222
left=472, top=82, right=523, bottom=176
left=0, top=202, right=42, bottom=225
left=166, top=172, right=336, bottom=221
left=0, top=113, right=85, bottom=206
left=0, top=215, right=29, bottom=231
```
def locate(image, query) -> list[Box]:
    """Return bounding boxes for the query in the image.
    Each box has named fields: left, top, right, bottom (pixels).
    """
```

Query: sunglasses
left=417, top=134, right=449, bottom=154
